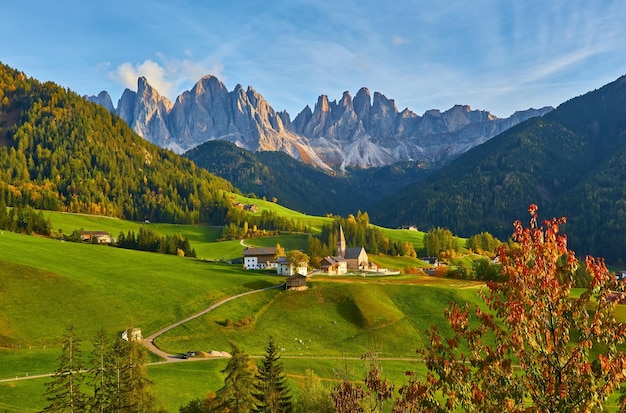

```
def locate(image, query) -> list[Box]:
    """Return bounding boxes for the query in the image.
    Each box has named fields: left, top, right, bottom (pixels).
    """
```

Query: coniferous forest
left=0, top=63, right=234, bottom=225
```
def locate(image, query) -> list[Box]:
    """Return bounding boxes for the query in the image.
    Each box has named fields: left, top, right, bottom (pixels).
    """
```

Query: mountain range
left=87, top=76, right=552, bottom=170
left=6, top=60, right=626, bottom=263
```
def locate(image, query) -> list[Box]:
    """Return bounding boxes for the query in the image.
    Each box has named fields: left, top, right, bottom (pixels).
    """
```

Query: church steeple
left=337, top=225, right=346, bottom=258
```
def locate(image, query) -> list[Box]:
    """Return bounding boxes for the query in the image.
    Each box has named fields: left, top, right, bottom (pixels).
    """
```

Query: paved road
left=142, top=283, right=285, bottom=362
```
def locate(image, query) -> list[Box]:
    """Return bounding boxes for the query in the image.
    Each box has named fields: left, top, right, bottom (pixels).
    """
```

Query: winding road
left=142, top=283, right=284, bottom=362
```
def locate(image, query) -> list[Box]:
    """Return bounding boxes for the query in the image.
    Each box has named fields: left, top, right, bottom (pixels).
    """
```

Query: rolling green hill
left=0, top=225, right=477, bottom=411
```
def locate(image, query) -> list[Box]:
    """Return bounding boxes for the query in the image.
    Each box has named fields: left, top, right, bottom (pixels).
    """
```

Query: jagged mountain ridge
left=87, top=76, right=552, bottom=169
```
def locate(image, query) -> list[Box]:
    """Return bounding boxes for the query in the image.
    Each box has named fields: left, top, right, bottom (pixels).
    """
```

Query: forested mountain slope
left=371, top=75, right=626, bottom=263
left=0, top=63, right=234, bottom=224
left=185, top=140, right=433, bottom=216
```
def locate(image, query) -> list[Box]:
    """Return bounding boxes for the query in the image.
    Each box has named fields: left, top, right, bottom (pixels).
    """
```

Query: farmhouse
left=243, top=247, right=278, bottom=270
left=275, top=256, right=308, bottom=276
left=81, top=230, right=112, bottom=244
left=320, top=256, right=347, bottom=275
left=233, top=202, right=259, bottom=212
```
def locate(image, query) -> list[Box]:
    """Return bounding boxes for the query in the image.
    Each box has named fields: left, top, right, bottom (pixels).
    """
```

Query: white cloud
left=108, top=54, right=224, bottom=98
left=392, top=35, right=410, bottom=46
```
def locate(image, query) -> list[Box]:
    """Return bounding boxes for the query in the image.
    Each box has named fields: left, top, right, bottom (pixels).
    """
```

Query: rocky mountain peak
left=94, top=74, right=553, bottom=169
left=84, top=90, right=115, bottom=113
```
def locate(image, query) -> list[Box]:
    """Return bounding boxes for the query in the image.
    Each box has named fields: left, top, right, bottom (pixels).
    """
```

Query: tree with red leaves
left=393, top=205, right=626, bottom=412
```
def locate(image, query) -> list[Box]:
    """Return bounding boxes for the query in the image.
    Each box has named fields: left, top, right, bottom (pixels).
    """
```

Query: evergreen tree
left=43, top=326, right=87, bottom=412
left=88, top=328, right=113, bottom=413
left=213, top=342, right=258, bottom=413
left=253, top=336, right=293, bottom=413
left=124, top=335, right=155, bottom=412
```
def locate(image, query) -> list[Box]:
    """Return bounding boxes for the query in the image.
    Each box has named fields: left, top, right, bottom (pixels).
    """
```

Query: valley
left=0, top=208, right=482, bottom=411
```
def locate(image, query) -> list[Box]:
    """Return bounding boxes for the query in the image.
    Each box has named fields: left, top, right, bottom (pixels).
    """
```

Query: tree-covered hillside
left=0, top=62, right=234, bottom=224
left=185, top=140, right=432, bottom=216
left=371, top=75, right=626, bottom=263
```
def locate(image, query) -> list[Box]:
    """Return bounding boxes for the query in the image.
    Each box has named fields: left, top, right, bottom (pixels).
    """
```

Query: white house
left=275, top=256, right=308, bottom=276
left=243, top=247, right=278, bottom=270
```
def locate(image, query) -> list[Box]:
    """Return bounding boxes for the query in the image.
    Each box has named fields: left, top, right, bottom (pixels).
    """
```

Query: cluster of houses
left=243, top=226, right=374, bottom=289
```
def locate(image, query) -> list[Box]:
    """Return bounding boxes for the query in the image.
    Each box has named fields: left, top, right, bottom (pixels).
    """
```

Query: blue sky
left=3, top=0, right=626, bottom=118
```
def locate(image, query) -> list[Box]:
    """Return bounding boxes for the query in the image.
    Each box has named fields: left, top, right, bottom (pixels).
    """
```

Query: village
left=242, top=225, right=399, bottom=289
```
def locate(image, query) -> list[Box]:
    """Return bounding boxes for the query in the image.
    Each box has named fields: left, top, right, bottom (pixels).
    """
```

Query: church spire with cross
left=337, top=225, right=346, bottom=258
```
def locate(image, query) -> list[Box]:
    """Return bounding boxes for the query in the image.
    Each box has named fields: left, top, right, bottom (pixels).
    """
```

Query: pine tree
left=124, top=336, right=154, bottom=412
left=213, top=342, right=258, bottom=413
left=253, top=336, right=293, bottom=413
left=43, top=326, right=87, bottom=412
left=88, top=328, right=113, bottom=413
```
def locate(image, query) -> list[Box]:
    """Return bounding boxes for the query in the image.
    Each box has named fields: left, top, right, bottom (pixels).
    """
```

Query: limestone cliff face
left=288, top=90, right=552, bottom=169
left=114, top=77, right=174, bottom=149
left=88, top=76, right=552, bottom=170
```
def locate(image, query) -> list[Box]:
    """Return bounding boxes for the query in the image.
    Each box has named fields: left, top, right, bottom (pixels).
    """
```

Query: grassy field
left=0, top=216, right=483, bottom=411
left=7, top=205, right=623, bottom=411
left=155, top=278, right=485, bottom=358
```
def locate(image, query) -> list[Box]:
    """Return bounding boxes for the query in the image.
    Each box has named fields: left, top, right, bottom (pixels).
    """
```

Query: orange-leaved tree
left=393, top=205, right=626, bottom=413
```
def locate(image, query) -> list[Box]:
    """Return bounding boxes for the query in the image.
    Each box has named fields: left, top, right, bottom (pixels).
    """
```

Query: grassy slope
left=0, top=221, right=480, bottom=411
left=155, top=279, right=485, bottom=358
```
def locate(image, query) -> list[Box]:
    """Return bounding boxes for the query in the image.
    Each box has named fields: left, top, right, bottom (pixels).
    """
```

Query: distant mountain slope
left=185, top=140, right=433, bottom=216
left=0, top=62, right=234, bottom=224
left=370, top=75, right=626, bottom=263
left=88, top=76, right=551, bottom=170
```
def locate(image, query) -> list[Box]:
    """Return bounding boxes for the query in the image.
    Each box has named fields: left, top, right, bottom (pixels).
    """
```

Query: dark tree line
left=221, top=209, right=309, bottom=240
left=0, top=201, right=52, bottom=236
left=116, top=227, right=196, bottom=257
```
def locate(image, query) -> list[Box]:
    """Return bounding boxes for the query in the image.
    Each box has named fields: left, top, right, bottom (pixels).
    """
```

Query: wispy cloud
left=107, top=54, right=224, bottom=98
left=392, top=35, right=410, bottom=46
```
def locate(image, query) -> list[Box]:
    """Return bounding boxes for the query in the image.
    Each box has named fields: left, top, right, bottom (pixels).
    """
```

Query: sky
left=3, top=0, right=626, bottom=118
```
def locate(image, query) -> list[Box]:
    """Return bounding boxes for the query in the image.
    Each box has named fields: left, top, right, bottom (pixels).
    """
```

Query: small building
left=276, top=256, right=308, bottom=276
left=320, top=256, right=348, bottom=275
left=121, top=328, right=142, bottom=342
left=81, top=231, right=112, bottom=244
left=285, top=273, right=308, bottom=290
left=243, top=204, right=259, bottom=212
left=420, top=256, right=439, bottom=265
left=344, top=247, right=369, bottom=269
left=243, top=247, right=277, bottom=270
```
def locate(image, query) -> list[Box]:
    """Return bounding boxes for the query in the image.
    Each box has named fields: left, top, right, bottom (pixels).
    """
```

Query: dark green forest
left=371, top=75, right=626, bottom=263
left=0, top=63, right=234, bottom=225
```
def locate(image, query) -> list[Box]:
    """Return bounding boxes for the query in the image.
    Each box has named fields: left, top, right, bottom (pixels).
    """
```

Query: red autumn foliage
left=392, top=205, right=626, bottom=413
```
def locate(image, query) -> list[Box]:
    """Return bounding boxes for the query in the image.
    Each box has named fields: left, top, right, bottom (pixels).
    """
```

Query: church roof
left=344, top=247, right=366, bottom=259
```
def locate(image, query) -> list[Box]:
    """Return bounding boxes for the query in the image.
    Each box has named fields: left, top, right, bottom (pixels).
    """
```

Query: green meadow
left=0, top=207, right=478, bottom=412
left=6, top=207, right=620, bottom=411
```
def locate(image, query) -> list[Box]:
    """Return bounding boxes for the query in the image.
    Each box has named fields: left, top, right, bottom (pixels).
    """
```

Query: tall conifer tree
left=213, top=342, right=258, bottom=413
left=43, top=326, right=87, bottom=412
left=253, top=336, right=293, bottom=413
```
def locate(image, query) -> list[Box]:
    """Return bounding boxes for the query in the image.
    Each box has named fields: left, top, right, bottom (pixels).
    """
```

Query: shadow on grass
left=336, top=297, right=363, bottom=328
left=243, top=280, right=281, bottom=290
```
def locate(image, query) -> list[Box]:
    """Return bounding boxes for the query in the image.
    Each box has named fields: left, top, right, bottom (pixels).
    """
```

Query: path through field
left=142, top=283, right=284, bottom=362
